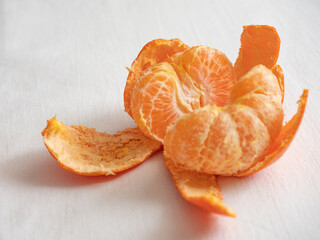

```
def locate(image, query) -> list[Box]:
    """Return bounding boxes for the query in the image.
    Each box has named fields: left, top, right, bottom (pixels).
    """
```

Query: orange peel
left=41, top=116, right=162, bottom=176
left=234, top=25, right=281, bottom=79
left=164, top=157, right=236, bottom=217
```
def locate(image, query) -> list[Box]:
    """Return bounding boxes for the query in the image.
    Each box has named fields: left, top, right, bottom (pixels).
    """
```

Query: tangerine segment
left=230, top=65, right=283, bottom=141
left=235, top=89, right=308, bottom=177
left=124, top=39, right=189, bottom=117
left=182, top=46, right=236, bottom=107
left=164, top=157, right=236, bottom=217
left=164, top=65, right=283, bottom=176
left=234, top=25, right=280, bottom=79
left=130, top=62, right=188, bottom=143
left=41, top=116, right=162, bottom=176
left=271, top=65, right=285, bottom=103
left=130, top=46, right=236, bottom=143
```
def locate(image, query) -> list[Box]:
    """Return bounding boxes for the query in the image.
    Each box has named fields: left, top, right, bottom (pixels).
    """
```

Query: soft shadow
left=102, top=154, right=220, bottom=240
left=140, top=176, right=219, bottom=240
left=2, top=150, right=127, bottom=188
left=6, top=108, right=153, bottom=188
left=4, top=148, right=219, bottom=239
left=144, top=202, right=219, bottom=240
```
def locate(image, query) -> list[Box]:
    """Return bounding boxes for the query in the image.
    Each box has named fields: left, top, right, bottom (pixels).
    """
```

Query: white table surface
left=1, top=0, right=320, bottom=239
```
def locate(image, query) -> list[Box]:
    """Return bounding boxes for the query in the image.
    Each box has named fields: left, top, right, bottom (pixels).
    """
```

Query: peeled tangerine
left=42, top=117, right=161, bottom=176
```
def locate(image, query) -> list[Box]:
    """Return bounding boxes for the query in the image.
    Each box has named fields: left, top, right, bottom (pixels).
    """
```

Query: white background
left=1, top=0, right=320, bottom=239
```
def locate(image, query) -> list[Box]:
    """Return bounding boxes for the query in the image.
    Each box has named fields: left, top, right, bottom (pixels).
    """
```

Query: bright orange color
left=271, top=65, right=285, bottom=103
left=165, top=158, right=236, bottom=217
left=164, top=65, right=284, bottom=176
left=41, top=116, right=161, bottom=176
left=234, top=25, right=281, bottom=79
left=124, top=39, right=189, bottom=117
left=130, top=45, right=235, bottom=143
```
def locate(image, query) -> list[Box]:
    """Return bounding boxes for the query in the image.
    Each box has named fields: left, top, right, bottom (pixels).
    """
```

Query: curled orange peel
left=164, top=157, right=236, bottom=218
left=234, top=25, right=281, bottom=79
left=41, top=116, right=161, bottom=176
left=234, top=25, right=284, bottom=102
left=235, top=89, right=308, bottom=177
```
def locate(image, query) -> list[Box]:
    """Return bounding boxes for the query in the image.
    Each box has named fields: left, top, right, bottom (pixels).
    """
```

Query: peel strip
left=42, top=116, right=162, bottom=176
left=164, top=157, right=236, bottom=217
left=235, top=25, right=281, bottom=79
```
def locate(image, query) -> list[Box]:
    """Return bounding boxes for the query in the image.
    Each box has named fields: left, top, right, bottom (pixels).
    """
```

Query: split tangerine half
left=42, top=116, right=161, bottom=176
left=124, top=39, right=189, bottom=117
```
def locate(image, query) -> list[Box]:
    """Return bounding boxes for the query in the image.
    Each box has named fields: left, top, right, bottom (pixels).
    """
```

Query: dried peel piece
left=235, top=89, right=308, bottom=177
left=41, top=116, right=162, bottom=176
left=124, top=39, right=189, bottom=117
left=164, top=157, right=236, bottom=218
left=234, top=25, right=280, bottom=79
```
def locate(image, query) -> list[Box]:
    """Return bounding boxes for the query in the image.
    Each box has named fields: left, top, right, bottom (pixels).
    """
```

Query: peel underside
left=42, top=117, right=162, bottom=176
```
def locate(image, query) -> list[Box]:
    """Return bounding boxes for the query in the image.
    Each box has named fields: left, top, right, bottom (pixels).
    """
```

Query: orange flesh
left=42, top=116, right=161, bottom=176
left=234, top=25, right=280, bottom=79
left=182, top=46, right=236, bottom=107
left=235, top=89, right=308, bottom=177
left=130, top=46, right=235, bottom=143
left=165, top=157, right=236, bottom=217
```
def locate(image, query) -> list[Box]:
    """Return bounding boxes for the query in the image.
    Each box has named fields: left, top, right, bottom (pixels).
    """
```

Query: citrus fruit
left=42, top=116, right=161, bottom=176
left=41, top=25, right=308, bottom=219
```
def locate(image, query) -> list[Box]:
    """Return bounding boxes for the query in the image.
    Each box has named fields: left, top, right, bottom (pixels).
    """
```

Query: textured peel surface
left=42, top=117, right=162, bottom=176
left=165, top=157, right=236, bottom=217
